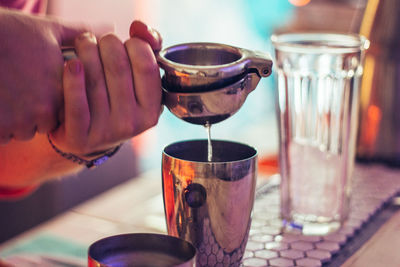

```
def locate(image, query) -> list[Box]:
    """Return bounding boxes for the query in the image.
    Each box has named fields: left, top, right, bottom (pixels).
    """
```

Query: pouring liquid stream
left=205, top=122, right=213, bottom=162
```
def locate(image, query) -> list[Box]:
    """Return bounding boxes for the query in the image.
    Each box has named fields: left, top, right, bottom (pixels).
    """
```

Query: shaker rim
left=162, top=139, right=258, bottom=164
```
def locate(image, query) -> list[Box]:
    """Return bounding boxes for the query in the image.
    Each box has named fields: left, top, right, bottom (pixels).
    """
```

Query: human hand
left=49, top=21, right=163, bottom=158
left=0, top=8, right=87, bottom=144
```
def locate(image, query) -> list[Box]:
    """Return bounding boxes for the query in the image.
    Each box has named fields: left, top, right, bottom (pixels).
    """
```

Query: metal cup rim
left=88, top=233, right=196, bottom=266
left=162, top=139, right=257, bottom=164
left=157, top=42, right=246, bottom=70
left=157, top=42, right=272, bottom=90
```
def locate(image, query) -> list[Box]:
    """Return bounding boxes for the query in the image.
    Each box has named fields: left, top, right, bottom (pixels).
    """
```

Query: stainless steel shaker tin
left=88, top=233, right=196, bottom=267
left=157, top=42, right=273, bottom=125
left=162, top=140, right=258, bottom=266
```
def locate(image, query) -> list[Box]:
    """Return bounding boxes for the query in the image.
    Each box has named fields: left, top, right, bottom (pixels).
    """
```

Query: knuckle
left=34, top=105, right=59, bottom=132
left=0, top=130, right=11, bottom=145
left=139, top=110, right=160, bottom=132
left=15, top=117, right=32, bottom=133
left=124, top=108, right=161, bottom=136
left=100, top=35, right=130, bottom=75
left=74, top=33, right=98, bottom=61
left=99, top=33, right=120, bottom=48
left=75, top=32, right=97, bottom=48
left=116, top=122, right=136, bottom=139
left=13, top=128, right=35, bottom=141
left=146, top=110, right=160, bottom=128
left=125, top=38, right=158, bottom=74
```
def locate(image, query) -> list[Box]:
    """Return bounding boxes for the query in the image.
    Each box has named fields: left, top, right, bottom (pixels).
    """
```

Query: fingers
left=74, top=32, right=110, bottom=132
left=0, top=119, right=12, bottom=144
left=51, top=30, right=162, bottom=155
left=53, top=19, right=116, bottom=47
left=62, top=59, right=90, bottom=143
left=3, top=112, right=36, bottom=142
left=129, top=20, right=162, bottom=52
left=51, top=59, right=90, bottom=153
left=12, top=126, right=36, bottom=141
left=98, top=34, right=136, bottom=121
left=53, top=22, right=88, bottom=47
left=125, top=37, right=162, bottom=132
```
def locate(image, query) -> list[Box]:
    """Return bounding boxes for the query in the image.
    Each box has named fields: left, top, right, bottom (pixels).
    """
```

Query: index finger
left=129, top=20, right=162, bottom=52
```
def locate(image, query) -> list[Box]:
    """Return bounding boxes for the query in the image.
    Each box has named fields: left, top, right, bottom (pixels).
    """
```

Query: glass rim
left=271, top=32, right=370, bottom=53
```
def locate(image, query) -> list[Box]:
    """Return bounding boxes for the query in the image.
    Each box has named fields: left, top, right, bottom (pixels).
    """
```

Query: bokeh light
left=289, top=0, right=311, bottom=7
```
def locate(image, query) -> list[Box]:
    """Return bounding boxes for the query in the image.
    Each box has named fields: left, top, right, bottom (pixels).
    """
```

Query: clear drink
left=205, top=123, right=213, bottom=162
left=273, top=33, right=368, bottom=235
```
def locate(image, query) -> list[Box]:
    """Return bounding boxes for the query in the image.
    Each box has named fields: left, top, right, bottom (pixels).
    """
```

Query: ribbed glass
left=272, top=33, right=368, bottom=235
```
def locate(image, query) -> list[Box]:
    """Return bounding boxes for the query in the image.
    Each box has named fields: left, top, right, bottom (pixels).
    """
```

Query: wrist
left=47, top=134, right=122, bottom=168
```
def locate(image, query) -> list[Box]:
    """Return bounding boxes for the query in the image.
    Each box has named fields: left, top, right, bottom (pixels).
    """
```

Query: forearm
left=0, top=133, right=84, bottom=188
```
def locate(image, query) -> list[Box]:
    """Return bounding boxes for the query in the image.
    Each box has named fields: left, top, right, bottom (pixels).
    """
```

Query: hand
left=0, top=8, right=87, bottom=144
left=49, top=21, right=163, bottom=157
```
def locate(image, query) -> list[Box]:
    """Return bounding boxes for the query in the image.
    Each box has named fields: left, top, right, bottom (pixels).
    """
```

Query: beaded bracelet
left=47, top=134, right=121, bottom=168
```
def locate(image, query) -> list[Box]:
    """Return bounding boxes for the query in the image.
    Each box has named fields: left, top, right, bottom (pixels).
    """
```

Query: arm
left=0, top=134, right=82, bottom=188
left=0, top=20, right=163, bottom=190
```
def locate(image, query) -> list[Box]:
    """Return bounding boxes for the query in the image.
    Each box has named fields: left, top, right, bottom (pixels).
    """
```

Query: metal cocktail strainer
left=157, top=43, right=273, bottom=125
left=62, top=42, right=272, bottom=125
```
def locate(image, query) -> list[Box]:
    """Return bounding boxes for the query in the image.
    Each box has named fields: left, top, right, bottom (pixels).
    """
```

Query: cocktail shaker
left=162, top=140, right=257, bottom=266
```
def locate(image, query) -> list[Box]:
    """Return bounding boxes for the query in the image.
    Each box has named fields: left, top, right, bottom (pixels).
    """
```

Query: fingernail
left=78, top=31, right=97, bottom=42
left=129, top=20, right=146, bottom=37
left=68, top=60, right=81, bottom=74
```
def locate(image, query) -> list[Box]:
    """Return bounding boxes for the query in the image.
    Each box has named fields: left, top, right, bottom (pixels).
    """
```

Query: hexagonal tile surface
left=242, top=166, right=400, bottom=267
left=254, top=250, right=278, bottom=260
left=269, top=257, right=295, bottom=267
left=306, top=249, right=332, bottom=263
left=242, top=258, right=268, bottom=267
left=289, top=241, right=314, bottom=252
left=296, top=257, right=322, bottom=267
left=279, top=249, right=304, bottom=260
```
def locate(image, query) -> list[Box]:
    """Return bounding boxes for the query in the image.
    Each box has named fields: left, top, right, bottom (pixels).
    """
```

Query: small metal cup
left=162, top=140, right=257, bottom=266
left=88, top=233, right=196, bottom=267
left=157, top=42, right=273, bottom=125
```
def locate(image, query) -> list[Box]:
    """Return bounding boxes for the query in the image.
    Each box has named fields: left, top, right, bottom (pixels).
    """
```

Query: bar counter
left=1, top=162, right=400, bottom=266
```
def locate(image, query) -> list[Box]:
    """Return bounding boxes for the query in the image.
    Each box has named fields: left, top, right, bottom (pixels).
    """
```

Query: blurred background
left=0, top=0, right=368, bottom=243
left=48, top=0, right=367, bottom=170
